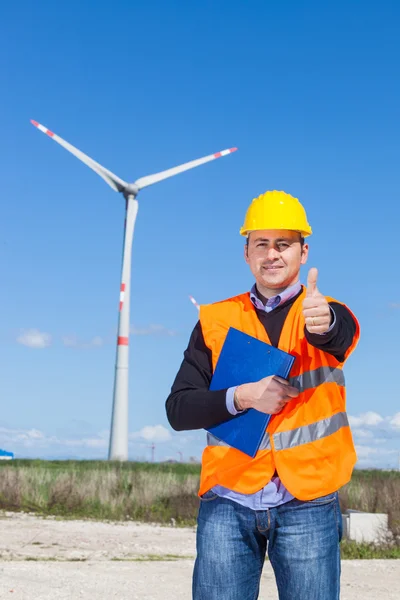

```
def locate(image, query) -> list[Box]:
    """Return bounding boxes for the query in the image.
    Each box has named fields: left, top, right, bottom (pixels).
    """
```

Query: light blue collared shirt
left=212, top=280, right=335, bottom=509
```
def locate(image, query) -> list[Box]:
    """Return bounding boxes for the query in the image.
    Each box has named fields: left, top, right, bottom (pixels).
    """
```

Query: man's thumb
left=306, top=267, right=318, bottom=296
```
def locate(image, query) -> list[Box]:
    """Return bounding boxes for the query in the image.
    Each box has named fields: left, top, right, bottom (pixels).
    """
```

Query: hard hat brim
left=240, top=227, right=312, bottom=237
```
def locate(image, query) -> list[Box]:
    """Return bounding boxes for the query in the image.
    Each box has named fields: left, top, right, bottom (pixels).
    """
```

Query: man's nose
left=266, top=246, right=280, bottom=260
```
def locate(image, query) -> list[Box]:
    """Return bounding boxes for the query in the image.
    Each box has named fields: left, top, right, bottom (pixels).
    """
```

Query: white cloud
left=389, top=413, right=400, bottom=428
left=169, top=432, right=204, bottom=446
left=130, top=425, right=172, bottom=443
left=130, top=324, right=177, bottom=337
left=349, top=411, right=400, bottom=468
left=62, top=335, right=80, bottom=347
left=352, top=428, right=373, bottom=439
left=349, top=411, right=384, bottom=427
left=0, top=423, right=174, bottom=456
left=0, top=425, right=109, bottom=454
left=62, top=437, right=108, bottom=449
left=17, top=329, right=52, bottom=349
left=62, top=335, right=104, bottom=349
left=16, top=323, right=176, bottom=350
left=26, top=429, right=44, bottom=440
left=356, top=444, right=398, bottom=468
left=349, top=412, right=400, bottom=436
left=370, top=438, right=389, bottom=445
left=0, top=426, right=47, bottom=448
left=355, top=445, right=379, bottom=459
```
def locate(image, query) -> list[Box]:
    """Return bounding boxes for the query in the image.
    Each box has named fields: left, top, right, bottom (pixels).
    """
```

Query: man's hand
left=302, top=268, right=332, bottom=334
left=235, top=376, right=299, bottom=415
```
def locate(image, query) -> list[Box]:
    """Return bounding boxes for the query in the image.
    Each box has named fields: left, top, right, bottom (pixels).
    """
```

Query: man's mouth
left=262, top=265, right=283, bottom=271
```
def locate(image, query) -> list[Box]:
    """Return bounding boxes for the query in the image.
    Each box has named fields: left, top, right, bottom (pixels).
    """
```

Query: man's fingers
left=285, top=386, right=300, bottom=398
left=272, top=375, right=290, bottom=386
left=302, top=294, right=327, bottom=310
left=306, top=267, right=318, bottom=297
left=306, top=324, right=330, bottom=335
left=302, top=305, right=330, bottom=318
left=271, top=376, right=299, bottom=397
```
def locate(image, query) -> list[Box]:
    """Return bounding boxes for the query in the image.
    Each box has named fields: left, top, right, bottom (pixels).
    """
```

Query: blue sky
left=0, top=0, right=399, bottom=467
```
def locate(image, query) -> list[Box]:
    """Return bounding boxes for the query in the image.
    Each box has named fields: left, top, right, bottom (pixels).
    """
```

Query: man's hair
left=245, top=234, right=305, bottom=248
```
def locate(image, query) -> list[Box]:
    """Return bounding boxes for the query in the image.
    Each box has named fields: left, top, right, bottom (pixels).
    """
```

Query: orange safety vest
left=198, top=287, right=360, bottom=501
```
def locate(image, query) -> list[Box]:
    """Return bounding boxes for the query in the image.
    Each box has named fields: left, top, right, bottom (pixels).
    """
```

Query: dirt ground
left=0, top=512, right=399, bottom=599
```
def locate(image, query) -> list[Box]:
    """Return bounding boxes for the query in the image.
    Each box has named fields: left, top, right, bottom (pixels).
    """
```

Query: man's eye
left=277, top=243, right=289, bottom=250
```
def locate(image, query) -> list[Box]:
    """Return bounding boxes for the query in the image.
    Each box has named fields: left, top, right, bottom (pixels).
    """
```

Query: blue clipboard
left=206, top=328, right=295, bottom=457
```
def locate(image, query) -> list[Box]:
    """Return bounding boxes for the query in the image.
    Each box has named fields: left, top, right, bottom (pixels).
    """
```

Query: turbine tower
left=31, top=120, right=237, bottom=460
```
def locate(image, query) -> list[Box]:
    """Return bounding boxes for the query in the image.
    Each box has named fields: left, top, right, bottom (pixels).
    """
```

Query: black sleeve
left=165, top=321, right=236, bottom=431
left=304, top=302, right=357, bottom=362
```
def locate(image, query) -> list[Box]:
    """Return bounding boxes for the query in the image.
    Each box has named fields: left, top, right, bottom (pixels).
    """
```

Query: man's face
left=244, top=229, right=308, bottom=294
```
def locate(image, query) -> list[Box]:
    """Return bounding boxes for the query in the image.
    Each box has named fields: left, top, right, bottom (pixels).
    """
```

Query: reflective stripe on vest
left=207, top=430, right=271, bottom=450
left=206, top=366, right=345, bottom=451
left=273, top=411, right=349, bottom=451
left=289, top=366, right=344, bottom=393
left=207, top=432, right=230, bottom=447
left=207, top=411, right=348, bottom=453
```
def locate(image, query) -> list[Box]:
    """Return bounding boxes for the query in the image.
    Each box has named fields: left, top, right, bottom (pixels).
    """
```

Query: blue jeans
left=193, top=490, right=343, bottom=600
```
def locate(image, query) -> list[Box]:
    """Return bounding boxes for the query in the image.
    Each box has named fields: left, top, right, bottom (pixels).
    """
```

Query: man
left=166, top=190, right=360, bottom=600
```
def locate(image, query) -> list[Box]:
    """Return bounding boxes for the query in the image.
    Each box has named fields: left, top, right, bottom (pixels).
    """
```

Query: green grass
left=2, top=459, right=201, bottom=476
left=340, top=540, right=400, bottom=559
left=0, top=459, right=201, bottom=524
left=0, top=460, right=399, bottom=558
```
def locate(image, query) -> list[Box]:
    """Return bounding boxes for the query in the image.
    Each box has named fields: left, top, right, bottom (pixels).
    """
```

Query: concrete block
left=342, top=513, right=350, bottom=539
left=342, top=510, right=389, bottom=544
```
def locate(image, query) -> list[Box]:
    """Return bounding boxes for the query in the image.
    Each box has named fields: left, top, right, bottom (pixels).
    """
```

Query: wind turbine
left=31, top=119, right=237, bottom=461
left=188, top=295, right=200, bottom=311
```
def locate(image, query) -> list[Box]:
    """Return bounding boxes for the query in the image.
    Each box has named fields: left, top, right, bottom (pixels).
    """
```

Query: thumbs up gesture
left=302, top=268, right=332, bottom=334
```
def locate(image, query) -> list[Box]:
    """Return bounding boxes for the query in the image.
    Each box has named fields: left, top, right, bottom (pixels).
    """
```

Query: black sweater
left=166, top=290, right=357, bottom=432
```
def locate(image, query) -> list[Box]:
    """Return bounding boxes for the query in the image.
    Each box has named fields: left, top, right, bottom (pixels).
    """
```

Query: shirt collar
left=250, top=281, right=302, bottom=312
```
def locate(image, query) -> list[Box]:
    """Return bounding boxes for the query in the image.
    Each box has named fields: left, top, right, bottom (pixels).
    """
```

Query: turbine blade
left=31, top=120, right=128, bottom=192
left=135, top=147, right=237, bottom=190
left=189, top=295, right=200, bottom=311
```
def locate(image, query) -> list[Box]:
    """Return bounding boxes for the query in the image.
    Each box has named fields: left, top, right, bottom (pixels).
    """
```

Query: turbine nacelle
left=123, top=183, right=140, bottom=198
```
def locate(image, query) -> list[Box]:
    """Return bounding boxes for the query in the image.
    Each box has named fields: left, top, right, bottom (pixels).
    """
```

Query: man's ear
left=301, top=243, right=309, bottom=266
left=244, top=242, right=250, bottom=264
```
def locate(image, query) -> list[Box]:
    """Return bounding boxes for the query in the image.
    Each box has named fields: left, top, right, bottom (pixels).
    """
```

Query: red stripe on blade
left=46, top=129, right=54, bottom=137
left=118, top=336, right=129, bottom=346
left=119, top=302, right=123, bottom=311
left=31, top=120, right=39, bottom=127
left=214, top=152, right=222, bottom=158
left=121, top=283, right=126, bottom=291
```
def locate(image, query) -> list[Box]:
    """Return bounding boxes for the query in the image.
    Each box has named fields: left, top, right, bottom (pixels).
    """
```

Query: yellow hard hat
left=240, top=190, right=312, bottom=237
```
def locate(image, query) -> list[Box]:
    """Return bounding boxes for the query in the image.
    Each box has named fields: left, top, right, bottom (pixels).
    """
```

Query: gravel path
left=0, top=512, right=398, bottom=599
